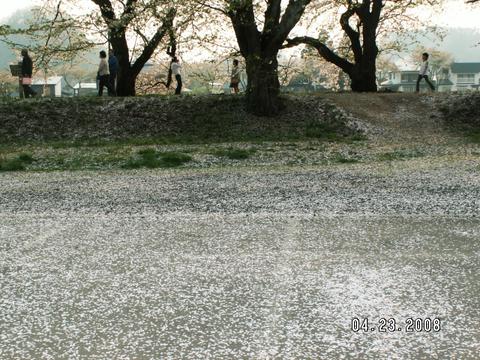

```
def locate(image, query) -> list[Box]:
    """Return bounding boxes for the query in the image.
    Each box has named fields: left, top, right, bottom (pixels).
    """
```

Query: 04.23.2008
left=351, top=317, right=441, bottom=332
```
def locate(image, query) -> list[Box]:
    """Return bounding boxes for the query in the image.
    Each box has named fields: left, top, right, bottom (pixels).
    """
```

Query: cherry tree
left=286, top=0, right=444, bottom=92
left=198, top=0, right=312, bottom=116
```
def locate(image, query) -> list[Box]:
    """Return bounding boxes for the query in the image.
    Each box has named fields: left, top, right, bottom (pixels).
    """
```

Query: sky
left=1, top=0, right=37, bottom=21
left=2, top=0, right=480, bottom=29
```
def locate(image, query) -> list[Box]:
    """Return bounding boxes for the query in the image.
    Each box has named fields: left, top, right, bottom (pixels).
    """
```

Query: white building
left=73, top=82, right=98, bottom=97
left=380, top=62, right=480, bottom=93
left=31, top=76, right=64, bottom=97
left=380, top=71, right=436, bottom=92
left=449, top=63, right=480, bottom=91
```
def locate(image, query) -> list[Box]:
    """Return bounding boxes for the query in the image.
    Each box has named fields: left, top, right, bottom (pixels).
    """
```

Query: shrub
left=0, top=153, right=35, bottom=172
left=123, top=149, right=192, bottom=169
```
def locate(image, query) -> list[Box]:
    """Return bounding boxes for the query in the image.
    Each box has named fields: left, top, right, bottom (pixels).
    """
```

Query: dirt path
left=325, top=93, right=450, bottom=144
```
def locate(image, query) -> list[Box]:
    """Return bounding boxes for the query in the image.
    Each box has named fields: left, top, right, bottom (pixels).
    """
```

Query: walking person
left=108, top=50, right=119, bottom=96
left=416, top=52, right=435, bottom=93
left=171, top=57, right=182, bottom=95
left=230, top=59, right=241, bottom=94
left=21, top=49, right=36, bottom=98
left=97, top=50, right=111, bottom=97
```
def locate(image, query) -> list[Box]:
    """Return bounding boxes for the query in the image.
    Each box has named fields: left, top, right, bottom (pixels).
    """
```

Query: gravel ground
left=1, top=157, right=479, bottom=359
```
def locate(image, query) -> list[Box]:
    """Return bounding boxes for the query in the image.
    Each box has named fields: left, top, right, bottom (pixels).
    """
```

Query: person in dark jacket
left=21, top=49, right=36, bottom=98
left=108, top=51, right=119, bottom=96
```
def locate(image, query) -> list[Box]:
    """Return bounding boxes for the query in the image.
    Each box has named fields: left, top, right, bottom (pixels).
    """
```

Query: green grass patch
left=17, top=153, right=34, bottom=163
left=332, top=154, right=360, bottom=164
left=345, top=133, right=368, bottom=143
left=158, top=152, right=193, bottom=167
left=123, top=148, right=192, bottom=169
left=0, top=153, right=35, bottom=172
left=304, top=121, right=362, bottom=143
left=330, top=153, right=360, bottom=164
left=0, top=95, right=364, bottom=148
left=467, top=131, right=480, bottom=144
left=0, top=158, right=26, bottom=172
left=211, top=147, right=257, bottom=160
left=378, top=149, right=424, bottom=161
left=305, top=122, right=341, bottom=141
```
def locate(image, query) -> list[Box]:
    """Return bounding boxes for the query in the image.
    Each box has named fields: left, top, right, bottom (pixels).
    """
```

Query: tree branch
left=267, top=0, right=311, bottom=53
left=263, top=0, right=281, bottom=37
left=285, top=36, right=354, bottom=74
left=131, top=7, right=176, bottom=75
left=226, top=0, right=261, bottom=57
left=340, top=6, right=362, bottom=64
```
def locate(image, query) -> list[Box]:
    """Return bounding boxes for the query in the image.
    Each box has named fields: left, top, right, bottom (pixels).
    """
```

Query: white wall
left=450, top=71, right=480, bottom=91
left=54, top=82, right=62, bottom=97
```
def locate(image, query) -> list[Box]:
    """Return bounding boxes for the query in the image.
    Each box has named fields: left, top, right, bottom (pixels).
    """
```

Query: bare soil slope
left=324, top=93, right=449, bottom=144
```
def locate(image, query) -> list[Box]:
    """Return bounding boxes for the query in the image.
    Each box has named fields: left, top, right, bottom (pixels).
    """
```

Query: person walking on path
left=21, top=49, right=36, bottom=98
left=171, top=57, right=182, bottom=95
left=416, top=52, right=435, bottom=93
left=97, top=50, right=111, bottom=97
left=108, top=51, right=119, bottom=96
left=230, top=59, right=241, bottom=94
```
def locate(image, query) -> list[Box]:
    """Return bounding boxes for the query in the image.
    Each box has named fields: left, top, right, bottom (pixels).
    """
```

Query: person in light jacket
left=171, top=57, right=182, bottom=95
left=230, top=59, right=241, bottom=94
left=97, top=50, right=111, bottom=97
left=416, top=52, right=435, bottom=93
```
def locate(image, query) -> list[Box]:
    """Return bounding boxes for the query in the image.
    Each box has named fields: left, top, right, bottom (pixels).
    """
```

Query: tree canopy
left=0, top=0, right=453, bottom=114
left=286, top=0, right=444, bottom=92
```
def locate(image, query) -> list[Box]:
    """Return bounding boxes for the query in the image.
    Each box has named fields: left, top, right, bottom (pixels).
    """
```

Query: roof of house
left=32, top=76, right=63, bottom=85
left=451, top=63, right=480, bottom=74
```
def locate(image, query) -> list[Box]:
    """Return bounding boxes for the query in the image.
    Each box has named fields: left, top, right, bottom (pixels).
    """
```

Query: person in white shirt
left=416, top=52, right=435, bottom=93
left=171, top=57, right=182, bottom=95
left=97, top=50, right=112, bottom=97
left=230, top=59, right=241, bottom=94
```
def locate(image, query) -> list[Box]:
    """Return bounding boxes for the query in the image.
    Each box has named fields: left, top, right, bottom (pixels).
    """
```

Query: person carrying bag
left=21, top=49, right=36, bottom=98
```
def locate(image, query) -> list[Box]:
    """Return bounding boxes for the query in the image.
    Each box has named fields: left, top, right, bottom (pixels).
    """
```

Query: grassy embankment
left=0, top=94, right=368, bottom=172
left=1, top=92, right=478, bottom=172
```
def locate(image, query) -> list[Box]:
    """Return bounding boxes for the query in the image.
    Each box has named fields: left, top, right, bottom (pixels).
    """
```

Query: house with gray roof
left=379, top=70, right=438, bottom=93
left=449, top=62, right=480, bottom=91
left=380, top=62, right=480, bottom=93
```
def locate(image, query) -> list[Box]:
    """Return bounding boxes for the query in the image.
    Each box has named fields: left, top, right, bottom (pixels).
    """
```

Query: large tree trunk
left=227, top=0, right=311, bottom=116
left=351, top=16, right=378, bottom=92
left=349, top=62, right=377, bottom=92
left=245, top=55, right=281, bottom=116
left=116, top=68, right=137, bottom=96
left=110, top=32, right=136, bottom=96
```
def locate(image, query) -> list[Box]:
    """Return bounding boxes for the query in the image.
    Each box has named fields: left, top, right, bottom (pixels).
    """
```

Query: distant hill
left=0, top=8, right=101, bottom=74
left=0, top=9, right=34, bottom=70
